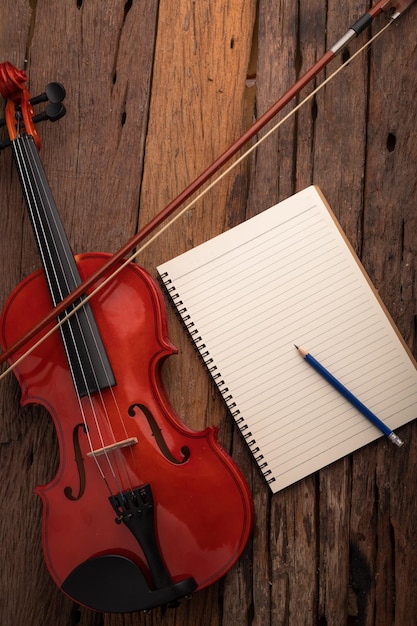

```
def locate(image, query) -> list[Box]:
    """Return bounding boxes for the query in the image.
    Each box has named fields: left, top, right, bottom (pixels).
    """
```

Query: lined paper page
left=158, top=186, right=417, bottom=493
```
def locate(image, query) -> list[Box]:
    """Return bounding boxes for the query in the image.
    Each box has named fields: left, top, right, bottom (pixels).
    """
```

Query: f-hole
left=64, top=423, right=87, bottom=501
left=128, top=403, right=190, bottom=464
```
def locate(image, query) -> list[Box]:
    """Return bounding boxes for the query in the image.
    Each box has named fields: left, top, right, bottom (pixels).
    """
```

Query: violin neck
left=12, top=133, right=115, bottom=396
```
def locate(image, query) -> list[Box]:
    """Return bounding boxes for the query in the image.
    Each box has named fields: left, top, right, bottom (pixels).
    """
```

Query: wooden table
left=0, top=2, right=416, bottom=624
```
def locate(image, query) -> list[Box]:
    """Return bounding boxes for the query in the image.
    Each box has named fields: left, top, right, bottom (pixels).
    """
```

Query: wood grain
left=0, top=1, right=416, bottom=625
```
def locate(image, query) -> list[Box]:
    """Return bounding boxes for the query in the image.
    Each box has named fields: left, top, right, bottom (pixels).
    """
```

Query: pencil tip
left=294, top=344, right=299, bottom=349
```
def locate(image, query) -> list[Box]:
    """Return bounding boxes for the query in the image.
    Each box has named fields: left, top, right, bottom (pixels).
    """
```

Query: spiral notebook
left=157, top=186, right=417, bottom=493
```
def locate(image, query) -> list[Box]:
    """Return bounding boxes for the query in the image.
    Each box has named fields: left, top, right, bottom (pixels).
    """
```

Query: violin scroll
left=0, top=61, right=28, bottom=100
left=0, top=61, right=66, bottom=150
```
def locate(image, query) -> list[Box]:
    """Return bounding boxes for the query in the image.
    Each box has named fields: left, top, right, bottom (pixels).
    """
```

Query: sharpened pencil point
left=294, top=344, right=299, bottom=349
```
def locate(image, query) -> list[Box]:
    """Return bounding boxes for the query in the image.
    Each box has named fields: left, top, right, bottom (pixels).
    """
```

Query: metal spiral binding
left=159, top=272, right=276, bottom=487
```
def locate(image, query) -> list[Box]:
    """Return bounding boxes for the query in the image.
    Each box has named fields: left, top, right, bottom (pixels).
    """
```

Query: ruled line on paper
left=158, top=186, right=417, bottom=493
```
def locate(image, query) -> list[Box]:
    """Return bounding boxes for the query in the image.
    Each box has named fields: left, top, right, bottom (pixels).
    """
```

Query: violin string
left=24, top=134, right=138, bottom=496
left=13, top=135, right=133, bottom=495
left=20, top=135, right=136, bottom=475
left=19, top=134, right=135, bottom=495
left=0, top=17, right=393, bottom=384
left=13, top=137, right=110, bottom=471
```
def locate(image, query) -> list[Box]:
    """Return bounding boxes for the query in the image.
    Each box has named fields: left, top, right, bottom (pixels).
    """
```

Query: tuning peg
left=29, top=82, right=66, bottom=105
left=32, top=101, right=66, bottom=123
left=0, top=102, right=66, bottom=133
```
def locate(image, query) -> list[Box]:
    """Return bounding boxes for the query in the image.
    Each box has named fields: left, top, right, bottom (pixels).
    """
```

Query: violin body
left=0, top=59, right=253, bottom=613
left=0, top=252, right=253, bottom=612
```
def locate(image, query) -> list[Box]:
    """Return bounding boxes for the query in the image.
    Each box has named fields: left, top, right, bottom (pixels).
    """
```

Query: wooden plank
left=0, top=1, right=416, bottom=625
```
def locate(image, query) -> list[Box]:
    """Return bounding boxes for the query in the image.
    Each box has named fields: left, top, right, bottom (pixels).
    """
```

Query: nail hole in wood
left=386, top=132, right=396, bottom=152
left=311, top=97, right=318, bottom=122
left=124, top=0, right=133, bottom=19
left=342, top=48, right=350, bottom=64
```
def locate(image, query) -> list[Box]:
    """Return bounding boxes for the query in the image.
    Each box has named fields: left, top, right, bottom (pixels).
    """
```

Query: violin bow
left=0, top=0, right=415, bottom=374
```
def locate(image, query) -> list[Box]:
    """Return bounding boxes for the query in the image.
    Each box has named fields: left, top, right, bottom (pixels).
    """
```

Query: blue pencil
left=295, top=345, right=404, bottom=447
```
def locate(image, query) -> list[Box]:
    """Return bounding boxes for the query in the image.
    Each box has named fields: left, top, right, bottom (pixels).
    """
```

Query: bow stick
left=0, top=0, right=414, bottom=373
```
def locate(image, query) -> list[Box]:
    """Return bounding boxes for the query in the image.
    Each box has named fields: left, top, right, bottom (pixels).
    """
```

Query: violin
left=0, top=61, right=253, bottom=613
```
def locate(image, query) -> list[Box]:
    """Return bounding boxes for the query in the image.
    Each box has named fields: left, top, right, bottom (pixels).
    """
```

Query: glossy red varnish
left=0, top=253, right=253, bottom=597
